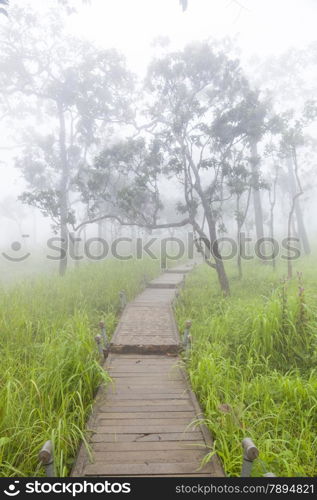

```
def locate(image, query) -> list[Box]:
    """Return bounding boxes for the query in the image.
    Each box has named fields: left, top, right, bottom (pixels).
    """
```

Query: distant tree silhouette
left=179, top=0, right=188, bottom=12
left=0, top=0, right=8, bottom=17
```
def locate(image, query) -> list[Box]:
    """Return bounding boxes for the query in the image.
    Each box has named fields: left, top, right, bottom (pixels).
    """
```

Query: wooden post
left=183, top=320, right=192, bottom=359
left=39, top=440, right=55, bottom=477
left=119, top=290, right=127, bottom=311
left=95, top=335, right=104, bottom=358
left=99, top=321, right=109, bottom=349
left=241, top=438, right=259, bottom=477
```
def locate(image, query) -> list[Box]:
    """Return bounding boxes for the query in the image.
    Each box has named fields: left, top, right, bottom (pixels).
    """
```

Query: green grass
left=175, top=258, right=317, bottom=477
left=2, top=252, right=317, bottom=477
left=0, top=258, right=159, bottom=477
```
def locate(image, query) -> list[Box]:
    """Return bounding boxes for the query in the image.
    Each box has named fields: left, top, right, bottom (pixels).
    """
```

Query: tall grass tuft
left=0, top=259, right=159, bottom=476
left=176, top=259, right=317, bottom=476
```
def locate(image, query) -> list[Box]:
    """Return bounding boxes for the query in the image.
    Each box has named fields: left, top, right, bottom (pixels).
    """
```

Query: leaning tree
left=75, top=43, right=266, bottom=295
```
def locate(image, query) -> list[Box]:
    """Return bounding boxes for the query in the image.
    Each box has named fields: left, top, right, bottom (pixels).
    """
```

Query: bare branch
left=72, top=214, right=190, bottom=233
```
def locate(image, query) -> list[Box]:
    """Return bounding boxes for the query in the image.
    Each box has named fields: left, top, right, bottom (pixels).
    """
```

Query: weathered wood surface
left=110, top=304, right=180, bottom=354
left=147, top=273, right=184, bottom=289
left=166, top=264, right=195, bottom=274
left=72, top=265, right=224, bottom=477
left=133, top=288, right=177, bottom=305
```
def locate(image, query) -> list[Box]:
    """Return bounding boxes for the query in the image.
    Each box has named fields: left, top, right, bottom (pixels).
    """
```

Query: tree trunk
left=286, top=157, right=310, bottom=255
left=236, top=194, right=242, bottom=279
left=269, top=167, right=279, bottom=271
left=237, top=231, right=242, bottom=279
left=58, top=102, right=69, bottom=276
left=269, top=211, right=276, bottom=271
left=208, top=217, right=230, bottom=295
left=214, top=248, right=231, bottom=296
left=180, top=140, right=230, bottom=295
left=98, top=219, right=104, bottom=255
left=287, top=147, right=304, bottom=279
left=250, top=139, right=264, bottom=242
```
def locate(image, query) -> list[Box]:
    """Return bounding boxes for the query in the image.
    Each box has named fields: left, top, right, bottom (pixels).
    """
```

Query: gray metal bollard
left=39, top=440, right=55, bottom=477
left=119, top=290, right=127, bottom=311
left=95, top=334, right=104, bottom=358
left=241, top=438, right=259, bottom=477
left=183, top=320, right=192, bottom=358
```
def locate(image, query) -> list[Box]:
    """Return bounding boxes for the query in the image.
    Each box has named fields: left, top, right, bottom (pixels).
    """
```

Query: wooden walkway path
left=72, top=265, right=224, bottom=477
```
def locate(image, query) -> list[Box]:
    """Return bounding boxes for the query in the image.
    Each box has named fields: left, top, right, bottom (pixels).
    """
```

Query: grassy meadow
left=176, top=257, right=317, bottom=477
left=0, top=259, right=159, bottom=477
left=1, top=252, right=316, bottom=478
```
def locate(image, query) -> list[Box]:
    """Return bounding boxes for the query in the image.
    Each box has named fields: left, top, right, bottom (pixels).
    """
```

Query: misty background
left=0, top=0, right=317, bottom=282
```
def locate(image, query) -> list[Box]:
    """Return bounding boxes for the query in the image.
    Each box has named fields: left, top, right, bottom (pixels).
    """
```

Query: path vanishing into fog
left=72, top=265, right=224, bottom=477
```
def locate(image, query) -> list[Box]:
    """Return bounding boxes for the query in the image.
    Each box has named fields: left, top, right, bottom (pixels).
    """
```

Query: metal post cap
left=242, top=438, right=259, bottom=461
left=39, top=440, right=53, bottom=465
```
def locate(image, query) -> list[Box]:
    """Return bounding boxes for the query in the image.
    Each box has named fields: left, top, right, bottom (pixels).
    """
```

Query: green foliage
left=0, top=6, right=133, bottom=235
left=0, top=258, right=159, bottom=476
left=176, top=259, right=317, bottom=476
left=82, top=137, right=163, bottom=226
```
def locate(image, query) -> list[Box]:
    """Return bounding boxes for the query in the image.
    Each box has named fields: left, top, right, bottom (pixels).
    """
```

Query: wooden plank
left=109, top=381, right=184, bottom=386
left=90, top=432, right=203, bottom=443
left=109, top=372, right=181, bottom=377
left=94, top=424, right=197, bottom=433
left=109, top=366, right=181, bottom=370
left=97, top=418, right=194, bottom=426
left=85, top=462, right=212, bottom=476
left=108, top=372, right=182, bottom=378
left=110, top=346, right=180, bottom=355
left=109, top=375, right=183, bottom=380
left=107, top=388, right=187, bottom=394
left=99, top=405, right=194, bottom=413
left=108, top=368, right=182, bottom=373
left=108, top=387, right=185, bottom=392
left=110, top=360, right=180, bottom=364
left=109, top=379, right=187, bottom=392
left=108, top=370, right=179, bottom=374
left=108, top=354, right=177, bottom=359
left=95, top=412, right=196, bottom=419
left=109, top=384, right=185, bottom=389
left=110, top=366, right=180, bottom=369
left=107, top=362, right=180, bottom=368
left=92, top=441, right=207, bottom=452
left=109, top=373, right=180, bottom=377
left=102, top=399, right=193, bottom=407
left=92, top=450, right=206, bottom=463
left=107, top=365, right=181, bottom=376
left=109, top=357, right=178, bottom=361
left=117, top=334, right=177, bottom=337
left=109, top=372, right=181, bottom=376
left=105, top=394, right=189, bottom=400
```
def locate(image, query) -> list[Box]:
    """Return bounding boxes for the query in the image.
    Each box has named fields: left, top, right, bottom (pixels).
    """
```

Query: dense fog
left=1, top=0, right=317, bottom=287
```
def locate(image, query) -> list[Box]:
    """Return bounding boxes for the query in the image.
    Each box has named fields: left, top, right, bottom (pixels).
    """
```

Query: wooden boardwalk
left=72, top=264, right=224, bottom=477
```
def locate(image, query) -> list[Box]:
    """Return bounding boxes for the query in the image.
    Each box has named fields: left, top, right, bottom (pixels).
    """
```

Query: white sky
left=2, top=0, right=317, bottom=244
left=67, top=0, right=317, bottom=73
